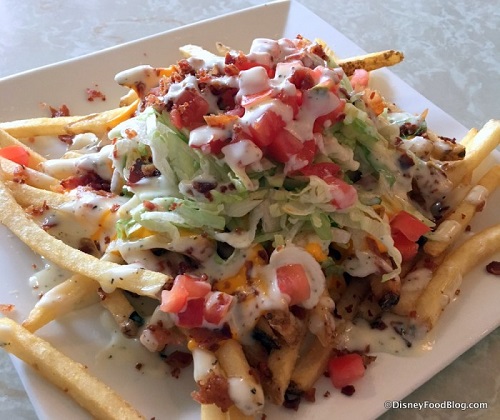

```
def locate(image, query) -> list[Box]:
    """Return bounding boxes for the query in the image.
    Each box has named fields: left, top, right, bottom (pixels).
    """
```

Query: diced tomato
left=241, top=88, right=273, bottom=107
left=266, top=128, right=303, bottom=163
left=160, top=285, right=188, bottom=313
left=0, top=145, right=30, bottom=166
left=391, top=230, right=419, bottom=262
left=301, top=162, right=357, bottom=209
left=288, top=67, right=317, bottom=90
left=276, top=264, right=311, bottom=306
left=171, top=90, right=209, bottom=130
left=313, top=100, right=346, bottom=133
left=248, top=111, right=286, bottom=149
left=204, top=291, right=234, bottom=325
left=276, top=89, right=303, bottom=117
left=301, top=162, right=341, bottom=179
left=226, top=105, right=245, bottom=118
left=177, top=298, right=205, bottom=328
left=170, top=108, right=183, bottom=130
left=390, top=211, right=430, bottom=262
left=390, top=211, right=431, bottom=242
left=181, top=275, right=212, bottom=298
left=328, top=353, right=366, bottom=389
left=326, top=176, right=358, bottom=209
left=350, top=69, right=370, bottom=92
left=293, top=139, right=317, bottom=167
left=160, top=274, right=211, bottom=314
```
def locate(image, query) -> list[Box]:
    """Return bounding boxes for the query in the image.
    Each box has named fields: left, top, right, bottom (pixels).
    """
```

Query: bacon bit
left=25, top=201, right=49, bottom=216
left=203, top=114, right=238, bottom=128
left=187, top=327, right=231, bottom=352
left=283, top=389, right=302, bottom=411
left=143, top=200, right=157, bottom=211
left=303, top=387, right=316, bottom=403
left=97, top=288, right=107, bottom=301
left=60, top=171, right=110, bottom=192
left=164, top=350, right=193, bottom=378
left=341, top=385, right=356, bottom=396
left=110, top=203, right=121, bottom=213
left=192, top=179, right=217, bottom=194
left=12, top=165, right=28, bottom=183
left=45, top=104, right=71, bottom=117
left=125, top=128, right=138, bottom=139
left=192, top=372, right=232, bottom=412
left=128, top=159, right=160, bottom=184
left=486, top=261, right=500, bottom=275
left=58, top=134, right=74, bottom=145
left=86, top=87, right=106, bottom=102
left=0, top=304, right=15, bottom=314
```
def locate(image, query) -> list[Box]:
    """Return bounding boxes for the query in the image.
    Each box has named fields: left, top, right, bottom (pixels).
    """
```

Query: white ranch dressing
left=29, top=258, right=73, bottom=293
left=341, top=312, right=433, bottom=356
left=227, top=245, right=326, bottom=342
left=40, top=144, right=114, bottom=180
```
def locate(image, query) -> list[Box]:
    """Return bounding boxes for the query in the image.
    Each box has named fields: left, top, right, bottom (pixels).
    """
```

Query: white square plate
left=1, top=1, right=499, bottom=419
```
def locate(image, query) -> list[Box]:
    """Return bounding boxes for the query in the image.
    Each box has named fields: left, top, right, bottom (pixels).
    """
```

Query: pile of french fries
left=0, top=39, right=499, bottom=420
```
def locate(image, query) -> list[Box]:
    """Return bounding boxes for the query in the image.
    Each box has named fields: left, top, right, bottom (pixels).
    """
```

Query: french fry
left=0, top=129, right=46, bottom=168
left=215, top=339, right=265, bottom=415
left=0, top=178, right=167, bottom=297
left=424, top=165, right=500, bottom=257
left=264, top=309, right=303, bottom=346
left=309, top=290, right=336, bottom=347
left=261, top=317, right=306, bottom=405
left=337, top=50, right=404, bottom=76
left=369, top=274, right=401, bottom=311
left=200, top=404, right=253, bottom=420
left=415, top=224, right=500, bottom=330
left=443, top=119, right=500, bottom=186
left=0, top=156, right=60, bottom=189
left=0, top=317, right=145, bottom=420
left=0, top=100, right=138, bottom=138
left=335, top=278, right=371, bottom=321
left=392, top=257, right=438, bottom=317
left=65, top=99, right=139, bottom=135
left=458, top=127, right=478, bottom=148
left=119, top=89, right=139, bottom=107
left=289, top=335, right=332, bottom=393
left=201, top=403, right=227, bottom=420
left=357, top=293, right=382, bottom=322
left=99, top=289, right=141, bottom=337
left=5, top=180, right=70, bottom=208
left=23, top=274, right=100, bottom=332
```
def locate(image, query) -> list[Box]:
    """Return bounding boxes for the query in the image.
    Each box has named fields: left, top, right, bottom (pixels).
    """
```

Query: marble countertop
left=0, top=0, right=499, bottom=419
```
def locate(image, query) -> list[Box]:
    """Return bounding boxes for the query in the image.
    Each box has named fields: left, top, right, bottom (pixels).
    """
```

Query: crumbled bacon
left=0, top=304, right=15, bottom=314
left=25, top=201, right=49, bottom=216
left=192, top=372, right=232, bottom=412
left=486, top=261, right=500, bottom=275
left=60, top=171, right=110, bottom=192
left=341, top=385, right=356, bottom=396
left=12, top=165, right=28, bottom=183
left=45, top=104, right=71, bottom=117
left=128, top=159, right=160, bottom=184
left=58, top=134, right=74, bottom=145
left=143, top=200, right=157, bottom=211
left=187, top=327, right=231, bottom=352
left=86, top=87, right=106, bottom=102
left=164, top=350, right=193, bottom=378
